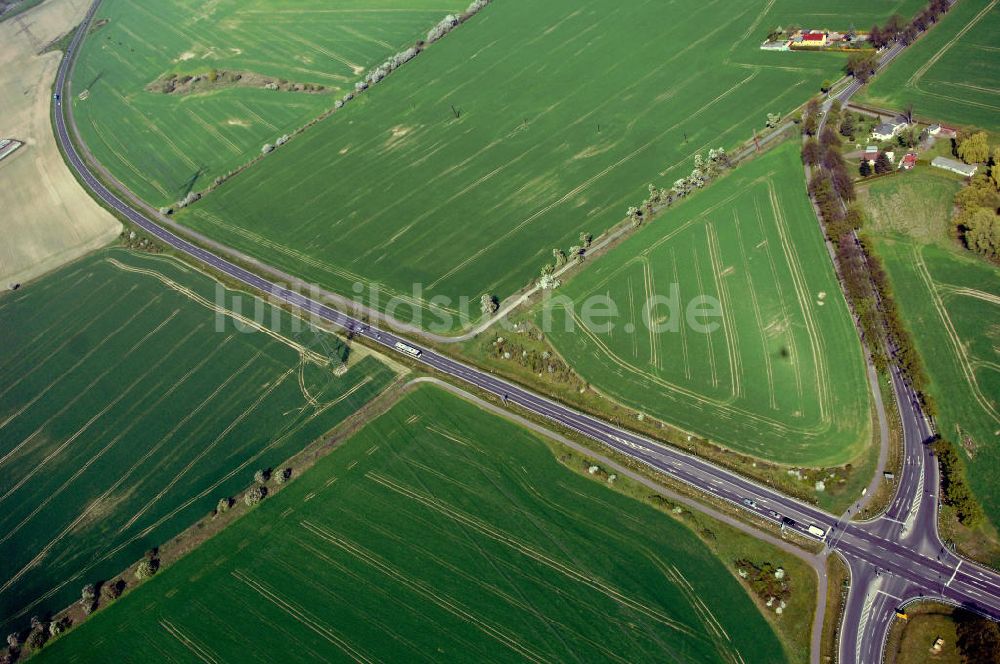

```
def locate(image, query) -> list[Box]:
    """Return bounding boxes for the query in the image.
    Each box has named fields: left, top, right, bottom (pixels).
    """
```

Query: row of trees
left=629, top=150, right=733, bottom=227
left=6, top=463, right=299, bottom=659
left=3, top=573, right=130, bottom=661
left=801, top=104, right=935, bottom=411
left=932, top=438, right=985, bottom=527
left=868, top=0, right=950, bottom=49
left=846, top=0, right=951, bottom=83
left=537, top=149, right=732, bottom=291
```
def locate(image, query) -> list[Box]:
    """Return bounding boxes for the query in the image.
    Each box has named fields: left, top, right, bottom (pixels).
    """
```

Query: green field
left=174, top=0, right=923, bottom=330
left=861, top=169, right=965, bottom=243
left=0, top=249, right=395, bottom=633
left=862, top=167, right=1000, bottom=526
left=544, top=144, right=871, bottom=466
left=70, top=0, right=455, bottom=204
left=859, top=0, right=1000, bottom=134
left=35, top=385, right=792, bottom=663
left=862, top=168, right=1000, bottom=525
left=876, top=236, right=1000, bottom=523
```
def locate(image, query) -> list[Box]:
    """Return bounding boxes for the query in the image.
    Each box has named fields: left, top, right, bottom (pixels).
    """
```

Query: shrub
left=48, top=618, right=69, bottom=637
left=135, top=560, right=156, bottom=580
left=80, top=582, right=97, bottom=614
left=24, top=629, right=46, bottom=651
left=101, top=579, right=124, bottom=602
left=216, top=496, right=232, bottom=514
left=253, top=469, right=270, bottom=484
left=245, top=485, right=267, bottom=507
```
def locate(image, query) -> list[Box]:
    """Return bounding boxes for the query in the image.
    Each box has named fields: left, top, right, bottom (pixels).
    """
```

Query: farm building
left=0, top=138, right=22, bottom=162
left=931, top=156, right=977, bottom=177
left=928, top=124, right=958, bottom=138
left=790, top=30, right=828, bottom=47
left=872, top=119, right=907, bottom=141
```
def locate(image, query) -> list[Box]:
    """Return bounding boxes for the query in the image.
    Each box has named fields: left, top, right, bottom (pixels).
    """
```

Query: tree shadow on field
left=178, top=166, right=206, bottom=198
left=86, top=71, right=103, bottom=90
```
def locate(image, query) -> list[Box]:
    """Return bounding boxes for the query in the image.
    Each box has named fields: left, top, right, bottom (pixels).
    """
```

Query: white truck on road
left=807, top=524, right=828, bottom=540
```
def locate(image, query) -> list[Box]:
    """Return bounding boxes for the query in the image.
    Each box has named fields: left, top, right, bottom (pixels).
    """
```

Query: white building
left=931, top=156, right=978, bottom=177
left=872, top=120, right=907, bottom=141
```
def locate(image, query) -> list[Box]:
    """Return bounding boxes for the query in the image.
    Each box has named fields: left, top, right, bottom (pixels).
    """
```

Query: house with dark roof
left=872, top=119, right=907, bottom=141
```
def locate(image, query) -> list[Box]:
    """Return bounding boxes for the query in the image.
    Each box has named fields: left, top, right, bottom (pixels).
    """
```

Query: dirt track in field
left=0, top=0, right=119, bottom=288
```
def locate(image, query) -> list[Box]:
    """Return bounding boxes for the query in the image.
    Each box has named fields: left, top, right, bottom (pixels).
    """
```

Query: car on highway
left=742, top=498, right=757, bottom=509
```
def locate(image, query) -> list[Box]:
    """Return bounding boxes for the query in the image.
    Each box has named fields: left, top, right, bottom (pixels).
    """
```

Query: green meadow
left=862, top=170, right=1000, bottom=526
left=859, top=0, right=1000, bottom=134
left=178, top=0, right=920, bottom=329
left=0, top=250, right=395, bottom=633
left=70, top=0, right=454, bottom=203
left=35, top=385, right=792, bottom=664
left=544, top=144, right=871, bottom=466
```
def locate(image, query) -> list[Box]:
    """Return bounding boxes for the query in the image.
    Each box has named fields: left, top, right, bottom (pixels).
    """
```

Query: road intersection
left=53, top=3, right=998, bottom=662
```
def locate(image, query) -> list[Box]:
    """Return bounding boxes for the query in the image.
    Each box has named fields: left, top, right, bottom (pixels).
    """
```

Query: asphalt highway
left=54, top=3, right=998, bottom=662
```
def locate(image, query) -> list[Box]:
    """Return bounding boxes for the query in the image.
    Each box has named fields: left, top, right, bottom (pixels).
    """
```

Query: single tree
left=958, top=131, right=990, bottom=164
left=244, top=485, right=267, bottom=507
left=135, top=560, right=156, bottom=580
left=101, top=579, right=124, bottom=602
left=859, top=159, right=872, bottom=177
left=868, top=24, right=883, bottom=49
left=24, top=630, right=45, bottom=651
left=874, top=152, right=893, bottom=174
left=819, top=126, right=840, bottom=150
left=839, top=113, right=856, bottom=138
left=801, top=114, right=818, bottom=136
left=801, top=138, right=821, bottom=166
left=480, top=293, right=499, bottom=316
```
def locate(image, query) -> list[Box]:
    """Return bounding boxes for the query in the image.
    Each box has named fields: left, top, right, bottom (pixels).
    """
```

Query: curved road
left=55, top=3, right=997, bottom=662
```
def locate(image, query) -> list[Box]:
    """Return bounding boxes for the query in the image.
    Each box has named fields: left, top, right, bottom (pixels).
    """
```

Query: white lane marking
left=947, top=560, right=962, bottom=587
